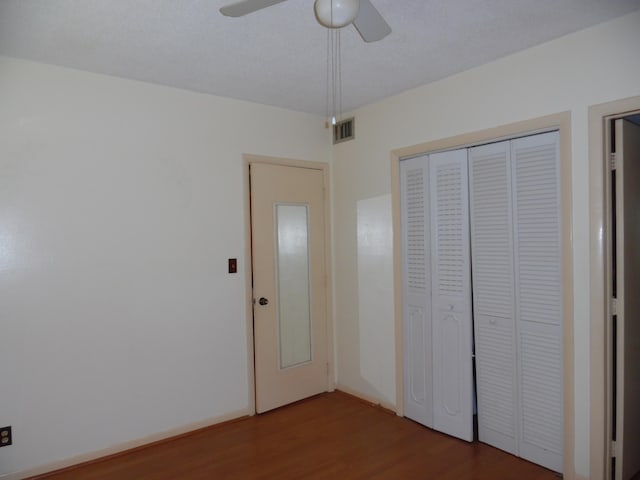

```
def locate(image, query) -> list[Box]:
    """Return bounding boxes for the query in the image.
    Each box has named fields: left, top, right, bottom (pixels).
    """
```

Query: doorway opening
left=596, top=110, right=640, bottom=480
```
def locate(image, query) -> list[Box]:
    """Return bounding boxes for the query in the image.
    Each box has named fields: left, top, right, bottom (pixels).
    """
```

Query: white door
left=400, top=150, right=474, bottom=441
left=470, top=133, right=563, bottom=473
left=511, top=132, right=563, bottom=473
left=400, top=155, right=434, bottom=428
left=614, top=118, right=640, bottom=480
left=401, top=133, right=562, bottom=456
left=429, top=149, right=474, bottom=442
left=250, top=162, right=328, bottom=413
left=468, top=140, right=519, bottom=455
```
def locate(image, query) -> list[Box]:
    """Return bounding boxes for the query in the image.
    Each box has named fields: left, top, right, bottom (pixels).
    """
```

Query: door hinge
left=611, top=440, right=617, bottom=458
left=610, top=152, right=617, bottom=171
left=326, top=362, right=329, bottom=374
left=611, top=297, right=618, bottom=316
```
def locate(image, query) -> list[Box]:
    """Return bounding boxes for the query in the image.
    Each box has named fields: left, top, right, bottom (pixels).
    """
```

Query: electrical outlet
left=0, top=426, right=12, bottom=447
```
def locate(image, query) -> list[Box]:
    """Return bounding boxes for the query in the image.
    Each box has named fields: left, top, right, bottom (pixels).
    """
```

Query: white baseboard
left=2, top=408, right=249, bottom=480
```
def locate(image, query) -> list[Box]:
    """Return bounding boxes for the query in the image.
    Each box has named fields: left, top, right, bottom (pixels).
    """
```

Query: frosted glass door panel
left=276, top=204, right=312, bottom=369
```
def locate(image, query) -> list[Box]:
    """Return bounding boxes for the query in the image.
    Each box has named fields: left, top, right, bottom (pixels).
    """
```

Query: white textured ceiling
left=1, top=0, right=639, bottom=115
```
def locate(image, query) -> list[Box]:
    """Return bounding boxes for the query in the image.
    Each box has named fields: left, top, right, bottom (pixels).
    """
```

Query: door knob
left=258, top=297, right=269, bottom=306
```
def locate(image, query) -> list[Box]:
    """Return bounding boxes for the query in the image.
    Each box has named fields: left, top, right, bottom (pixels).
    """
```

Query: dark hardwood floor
left=31, top=391, right=559, bottom=479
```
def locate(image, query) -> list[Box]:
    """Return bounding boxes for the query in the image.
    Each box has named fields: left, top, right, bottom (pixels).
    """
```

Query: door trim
left=588, top=96, right=640, bottom=480
left=390, top=112, right=574, bottom=477
left=243, top=154, right=335, bottom=415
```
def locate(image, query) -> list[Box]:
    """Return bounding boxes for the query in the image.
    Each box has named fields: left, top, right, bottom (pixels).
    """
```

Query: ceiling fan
left=219, top=0, right=392, bottom=42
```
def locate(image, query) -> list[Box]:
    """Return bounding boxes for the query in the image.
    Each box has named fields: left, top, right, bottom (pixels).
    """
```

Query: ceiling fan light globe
left=314, top=0, right=360, bottom=28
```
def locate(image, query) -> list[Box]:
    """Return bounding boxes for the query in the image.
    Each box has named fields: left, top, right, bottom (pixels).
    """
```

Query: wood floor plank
left=31, top=391, right=560, bottom=480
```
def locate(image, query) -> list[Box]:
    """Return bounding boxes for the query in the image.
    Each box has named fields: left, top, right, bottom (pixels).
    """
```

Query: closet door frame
left=391, top=112, right=574, bottom=477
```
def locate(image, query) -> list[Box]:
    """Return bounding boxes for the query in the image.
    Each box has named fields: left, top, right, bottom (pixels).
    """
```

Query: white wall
left=0, top=56, right=330, bottom=476
left=332, top=10, right=640, bottom=478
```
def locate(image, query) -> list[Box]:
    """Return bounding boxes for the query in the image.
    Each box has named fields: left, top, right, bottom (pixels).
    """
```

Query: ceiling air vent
left=333, top=117, right=355, bottom=144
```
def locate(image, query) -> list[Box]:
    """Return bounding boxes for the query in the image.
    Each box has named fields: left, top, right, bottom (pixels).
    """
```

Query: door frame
left=588, top=95, right=640, bottom=480
left=390, top=112, right=574, bottom=477
left=243, top=154, right=335, bottom=415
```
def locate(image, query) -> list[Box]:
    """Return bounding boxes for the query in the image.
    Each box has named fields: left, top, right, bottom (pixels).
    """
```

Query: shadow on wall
left=356, top=194, right=396, bottom=406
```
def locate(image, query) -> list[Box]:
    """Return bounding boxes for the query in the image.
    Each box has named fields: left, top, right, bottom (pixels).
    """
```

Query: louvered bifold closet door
left=512, top=131, right=563, bottom=473
left=468, top=141, right=519, bottom=455
left=429, top=149, right=474, bottom=442
left=400, top=156, right=433, bottom=428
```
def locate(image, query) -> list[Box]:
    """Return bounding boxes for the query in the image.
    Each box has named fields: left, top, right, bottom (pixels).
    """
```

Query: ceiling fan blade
left=220, top=0, right=288, bottom=17
left=352, top=0, right=391, bottom=42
